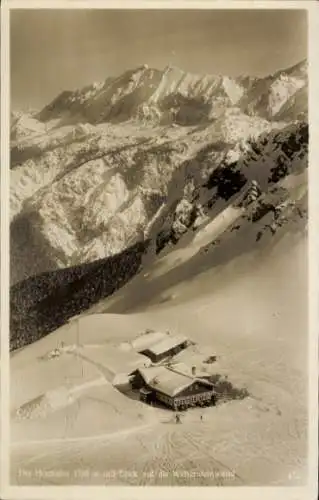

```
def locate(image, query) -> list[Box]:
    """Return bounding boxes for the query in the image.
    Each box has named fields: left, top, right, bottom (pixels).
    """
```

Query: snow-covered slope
left=10, top=116, right=307, bottom=284
left=238, top=59, right=307, bottom=120
left=10, top=220, right=308, bottom=486
left=10, top=118, right=308, bottom=350
left=10, top=111, right=46, bottom=142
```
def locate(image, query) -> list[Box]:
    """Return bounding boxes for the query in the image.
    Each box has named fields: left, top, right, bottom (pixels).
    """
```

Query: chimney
left=191, top=366, right=196, bottom=376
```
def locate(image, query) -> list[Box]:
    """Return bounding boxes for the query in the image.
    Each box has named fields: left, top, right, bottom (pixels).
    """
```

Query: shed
left=131, top=331, right=168, bottom=352
left=140, top=335, right=188, bottom=363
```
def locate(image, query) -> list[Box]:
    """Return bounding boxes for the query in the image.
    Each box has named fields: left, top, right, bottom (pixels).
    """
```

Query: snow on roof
left=137, top=366, right=213, bottom=398
left=131, top=331, right=168, bottom=351
left=137, top=366, right=166, bottom=385
left=146, top=335, right=188, bottom=356
left=78, top=345, right=151, bottom=379
left=169, top=362, right=209, bottom=378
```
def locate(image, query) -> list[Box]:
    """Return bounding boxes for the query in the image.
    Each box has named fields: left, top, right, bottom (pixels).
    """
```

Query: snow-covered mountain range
left=10, top=60, right=308, bottom=350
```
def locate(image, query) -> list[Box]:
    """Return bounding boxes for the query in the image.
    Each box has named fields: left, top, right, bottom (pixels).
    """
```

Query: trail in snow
left=11, top=421, right=155, bottom=448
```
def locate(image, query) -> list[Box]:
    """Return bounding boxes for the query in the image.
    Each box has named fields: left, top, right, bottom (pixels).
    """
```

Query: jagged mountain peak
left=274, top=58, right=307, bottom=79
left=33, top=60, right=307, bottom=128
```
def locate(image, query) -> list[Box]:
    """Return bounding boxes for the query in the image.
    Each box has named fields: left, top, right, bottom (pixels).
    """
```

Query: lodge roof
left=137, top=366, right=213, bottom=398
left=145, top=335, right=188, bottom=356
left=77, top=344, right=151, bottom=382
left=168, top=362, right=209, bottom=378
left=131, top=331, right=168, bottom=351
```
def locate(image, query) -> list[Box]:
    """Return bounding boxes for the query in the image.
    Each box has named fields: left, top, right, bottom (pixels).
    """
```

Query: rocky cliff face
left=10, top=60, right=308, bottom=349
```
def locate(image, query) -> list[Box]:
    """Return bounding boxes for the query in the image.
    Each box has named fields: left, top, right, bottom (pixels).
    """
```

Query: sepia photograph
left=2, top=3, right=316, bottom=494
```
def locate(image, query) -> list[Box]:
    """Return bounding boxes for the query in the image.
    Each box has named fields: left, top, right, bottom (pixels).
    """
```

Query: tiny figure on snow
left=175, top=414, right=181, bottom=424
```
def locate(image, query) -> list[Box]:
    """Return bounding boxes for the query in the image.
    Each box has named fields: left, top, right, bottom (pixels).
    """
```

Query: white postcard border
left=1, top=2, right=318, bottom=500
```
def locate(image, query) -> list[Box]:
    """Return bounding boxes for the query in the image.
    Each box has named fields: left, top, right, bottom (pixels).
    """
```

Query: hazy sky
left=11, top=9, right=307, bottom=111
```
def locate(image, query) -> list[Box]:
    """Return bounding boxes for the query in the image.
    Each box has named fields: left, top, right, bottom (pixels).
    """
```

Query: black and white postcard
left=1, top=2, right=318, bottom=499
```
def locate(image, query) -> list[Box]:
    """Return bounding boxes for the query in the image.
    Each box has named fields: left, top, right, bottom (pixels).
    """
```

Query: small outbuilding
left=139, top=335, right=189, bottom=363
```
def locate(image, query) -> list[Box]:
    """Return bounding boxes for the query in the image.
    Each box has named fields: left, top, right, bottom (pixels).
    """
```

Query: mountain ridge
left=31, top=59, right=307, bottom=127
left=10, top=59, right=308, bottom=349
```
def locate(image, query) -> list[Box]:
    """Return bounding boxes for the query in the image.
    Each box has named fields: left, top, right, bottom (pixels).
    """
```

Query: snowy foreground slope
left=10, top=61, right=308, bottom=485
left=11, top=226, right=307, bottom=485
